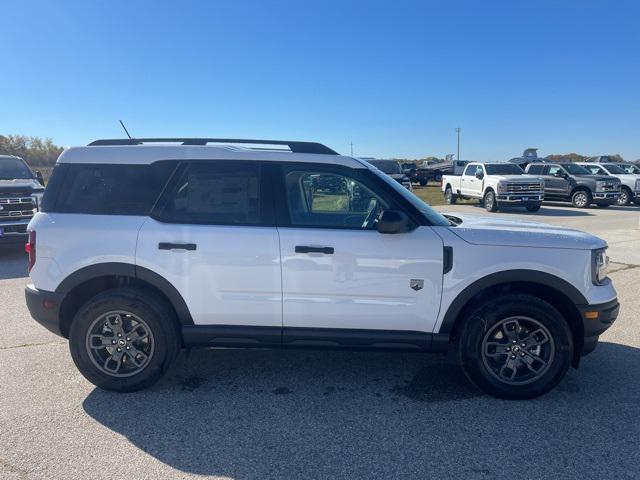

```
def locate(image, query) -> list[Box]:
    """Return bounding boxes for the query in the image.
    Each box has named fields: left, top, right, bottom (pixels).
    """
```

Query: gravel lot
left=1, top=204, right=639, bottom=480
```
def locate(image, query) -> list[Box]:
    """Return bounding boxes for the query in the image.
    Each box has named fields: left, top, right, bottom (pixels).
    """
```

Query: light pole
left=350, top=141, right=354, bottom=157
left=456, top=128, right=461, bottom=160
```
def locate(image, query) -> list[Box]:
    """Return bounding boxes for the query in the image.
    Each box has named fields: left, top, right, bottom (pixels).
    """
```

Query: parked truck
left=442, top=162, right=544, bottom=212
left=0, top=155, right=45, bottom=245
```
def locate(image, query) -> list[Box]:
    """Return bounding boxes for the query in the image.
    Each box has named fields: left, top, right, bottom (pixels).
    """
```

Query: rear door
left=275, top=163, right=444, bottom=343
left=136, top=161, right=282, bottom=338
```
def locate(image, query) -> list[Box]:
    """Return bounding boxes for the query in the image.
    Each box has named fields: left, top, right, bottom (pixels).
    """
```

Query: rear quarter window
left=45, top=161, right=177, bottom=215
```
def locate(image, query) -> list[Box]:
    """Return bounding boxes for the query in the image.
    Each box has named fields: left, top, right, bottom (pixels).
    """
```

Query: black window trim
left=272, top=162, right=427, bottom=230
left=150, top=159, right=276, bottom=227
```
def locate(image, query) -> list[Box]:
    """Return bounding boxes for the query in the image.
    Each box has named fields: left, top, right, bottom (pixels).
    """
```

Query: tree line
left=0, top=135, right=63, bottom=167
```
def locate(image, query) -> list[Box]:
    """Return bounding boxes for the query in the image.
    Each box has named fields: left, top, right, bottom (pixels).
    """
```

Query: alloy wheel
left=573, top=192, right=588, bottom=207
left=481, top=316, right=555, bottom=386
left=85, top=311, right=155, bottom=377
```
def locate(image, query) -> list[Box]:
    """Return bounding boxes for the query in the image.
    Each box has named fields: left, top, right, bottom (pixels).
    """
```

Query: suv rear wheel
left=458, top=293, right=573, bottom=399
left=69, top=288, right=180, bottom=392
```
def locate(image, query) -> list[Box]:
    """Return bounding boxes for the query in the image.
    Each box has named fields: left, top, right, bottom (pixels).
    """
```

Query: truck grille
left=0, top=197, right=36, bottom=220
left=504, top=183, right=543, bottom=194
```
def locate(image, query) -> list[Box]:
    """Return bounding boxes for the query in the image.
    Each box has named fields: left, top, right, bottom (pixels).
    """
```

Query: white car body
left=442, top=162, right=544, bottom=207
left=24, top=139, right=620, bottom=397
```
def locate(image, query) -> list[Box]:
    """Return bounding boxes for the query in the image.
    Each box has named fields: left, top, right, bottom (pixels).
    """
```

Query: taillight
left=26, top=230, right=36, bottom=272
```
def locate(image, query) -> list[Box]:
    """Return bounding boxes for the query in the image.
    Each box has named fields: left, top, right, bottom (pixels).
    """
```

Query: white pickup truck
left=442, top=162, right=545, bottom=212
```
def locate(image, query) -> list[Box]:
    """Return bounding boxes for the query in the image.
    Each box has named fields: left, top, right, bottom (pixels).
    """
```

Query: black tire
left=571, top=189, right=591, bottom=208
left=69, top=288, right=181, bottom=392
left=526, top=204, right=541, bottom=212
left=484, top=189, right=498, bottom=212
left=618, top=187, right=632, bottom=206
left=419, top=179, right=427, bottom=186
left=444, top=186, right=457, bottom=204
left=458, top=293, right=573, bottom=399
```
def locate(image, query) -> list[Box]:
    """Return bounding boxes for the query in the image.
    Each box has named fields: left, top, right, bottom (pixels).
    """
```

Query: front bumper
left=578, top=298, right=619, bottom=356
left=593, top=192, right=619, bottom=201
left=496, top=194, right=543, bottom=205
left=25, top=284, right=65, bottom=337
left=0, top=221, right=29, bottom=245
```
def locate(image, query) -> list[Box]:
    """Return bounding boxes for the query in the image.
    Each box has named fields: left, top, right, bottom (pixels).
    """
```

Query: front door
left=275, top=163, right=444, bottom=344
left=544, top=165, right=570, bottom=199
left=136, top=161, right=282, bottom=332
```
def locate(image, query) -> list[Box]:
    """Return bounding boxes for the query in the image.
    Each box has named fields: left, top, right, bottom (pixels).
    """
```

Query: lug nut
left=117, top=333, right=122, bottom=338
left=126, top=337, right=130, bottom=341
left=521, top=353, right=525, bottom=357
left=116, top=348, right=122, bottom=352
left=512, top=340, right=517, bottom=344
left=521, top=343, right=526, bottom=347
left=126, top=346, right=130, bottom=350
left=511, top=355, right=516, bottom=359
left=111, top=340, right=116, bottom=344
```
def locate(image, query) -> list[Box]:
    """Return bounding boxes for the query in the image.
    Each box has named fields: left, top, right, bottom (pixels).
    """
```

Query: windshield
left=602, top=164, right=627, bottom=175
left=618, top=163, right=640, bottom=174
left=367, top=165, right=451, bottom=226
left=368, top=160, right=402, bottom=175
left=0, top=157, right=33, bottom=180
left=562, top=164, right=591, bottom=175
left=485, top=164, right=524, bottom=175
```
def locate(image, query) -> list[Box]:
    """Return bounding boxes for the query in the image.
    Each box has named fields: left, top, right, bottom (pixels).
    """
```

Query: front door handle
left=295, top=245, right=334, bottom=254
left=158, top=242, right=197, bottom=251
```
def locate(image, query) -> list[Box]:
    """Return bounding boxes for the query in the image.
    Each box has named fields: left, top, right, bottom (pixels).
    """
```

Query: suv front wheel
left=458, top=293, right=573, bottom=399
left=69, top=288, right=180, bottom=392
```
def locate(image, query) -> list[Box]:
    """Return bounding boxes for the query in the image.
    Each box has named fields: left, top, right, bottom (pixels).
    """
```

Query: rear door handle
left=158, top=242, right=197, bottom=251
left=295, top=245, right=334, bottom=254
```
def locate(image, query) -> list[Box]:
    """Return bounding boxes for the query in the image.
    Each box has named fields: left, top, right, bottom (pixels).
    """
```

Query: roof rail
left=87, top=138, right=339, bottom=155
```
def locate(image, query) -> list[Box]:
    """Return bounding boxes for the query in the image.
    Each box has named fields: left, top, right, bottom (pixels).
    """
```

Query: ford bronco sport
left=25, top=138, right=619, bottom=399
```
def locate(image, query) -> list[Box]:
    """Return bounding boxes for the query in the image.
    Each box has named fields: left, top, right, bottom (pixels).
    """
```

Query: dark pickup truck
left=525, top=162, right=620, bottom=208
left=0, top=155, right=45, bottom=245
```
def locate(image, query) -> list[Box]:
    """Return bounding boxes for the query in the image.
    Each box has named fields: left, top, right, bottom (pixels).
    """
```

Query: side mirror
left=377, top=210, right=410, bottom=234
left=35, top=171, right=44, bottom=185
left=553, top=170, right=565, bottom=178
left=475, top=171, right=484, bottom=179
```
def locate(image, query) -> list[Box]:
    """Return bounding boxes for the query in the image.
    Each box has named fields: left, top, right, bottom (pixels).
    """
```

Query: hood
left=0, top=178, right=44, bottom=193
left=445, top=213, right=606, bottom=250
left=492, top=174, right=541, bottom=182
left=573, top=175, right=617, bottom=183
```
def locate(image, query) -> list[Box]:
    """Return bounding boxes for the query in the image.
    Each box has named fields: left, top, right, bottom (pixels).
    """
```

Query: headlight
left=31, top=192, right=44, bottom=212
left=635, top=179, right=640, bottom=191
left=497, top=182, right=506, bottom=194
left=595, top=180, right=605, bottom=192
left=591, top=248, right=609, bottom=285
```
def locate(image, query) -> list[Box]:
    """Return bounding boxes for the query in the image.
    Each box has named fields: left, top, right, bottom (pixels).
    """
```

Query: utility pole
left=350, top=141, right=354, bottom=157
left=456, top=128, right=461, bottom=160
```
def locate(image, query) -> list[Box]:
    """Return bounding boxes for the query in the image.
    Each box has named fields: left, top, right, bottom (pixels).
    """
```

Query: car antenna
left=119, top=120, right=135, bottom=142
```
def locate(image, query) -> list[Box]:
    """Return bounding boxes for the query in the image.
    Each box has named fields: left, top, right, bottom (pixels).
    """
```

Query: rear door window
left=155, top=161, right=273, bottom=226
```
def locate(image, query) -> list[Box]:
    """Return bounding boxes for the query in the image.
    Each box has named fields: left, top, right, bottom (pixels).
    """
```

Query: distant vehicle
left=525, top=163, right=620, bottom=208
left=508, top=148, right=545, bottom=169
left=615, top=163, right=640, bottom=175
left=442, top=162, right=544, bottom=212
left=0, top=155, right=45, bottom=245
left=577, top=162, right=640, bottom=206
left=400, top=163, right=418, bottom=182
left=417, top=160, right=469, bottom=186
left=366, top=159, right=413, bottom=190
left=587, top=155, right=621, bottom=164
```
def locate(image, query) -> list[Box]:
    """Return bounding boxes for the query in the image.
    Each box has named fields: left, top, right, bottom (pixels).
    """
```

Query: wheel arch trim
left=55, top=262, right=194, bottom=326
left=437, top=269, right=588, bottom=335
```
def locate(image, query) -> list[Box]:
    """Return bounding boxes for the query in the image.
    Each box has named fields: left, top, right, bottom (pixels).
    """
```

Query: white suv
left=25, top=138, right=619, bottom=399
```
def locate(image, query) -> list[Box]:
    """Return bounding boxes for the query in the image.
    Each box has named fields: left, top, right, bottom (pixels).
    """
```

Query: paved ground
left=1, top=205, right=639, bottom=480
